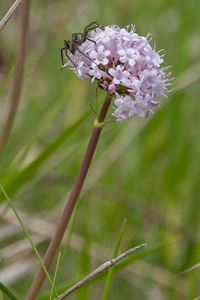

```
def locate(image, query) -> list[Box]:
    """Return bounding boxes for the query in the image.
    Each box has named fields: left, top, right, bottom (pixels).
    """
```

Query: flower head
left=62, top=24, right=174, bottom=122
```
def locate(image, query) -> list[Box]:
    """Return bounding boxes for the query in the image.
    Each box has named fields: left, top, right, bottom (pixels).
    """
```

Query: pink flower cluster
left=62, top=24, right=174, bottom=123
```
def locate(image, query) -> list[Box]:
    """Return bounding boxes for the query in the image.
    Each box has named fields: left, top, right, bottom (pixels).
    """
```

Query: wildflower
left=62, top=24, right=174, bottom=122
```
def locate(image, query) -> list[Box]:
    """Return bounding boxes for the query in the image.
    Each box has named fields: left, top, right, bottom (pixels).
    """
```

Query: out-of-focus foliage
left=0, top=0, right=200, bottom=299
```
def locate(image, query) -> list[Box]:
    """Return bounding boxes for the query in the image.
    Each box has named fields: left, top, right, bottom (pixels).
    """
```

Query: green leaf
left=0, top=282, right=18, bottom=300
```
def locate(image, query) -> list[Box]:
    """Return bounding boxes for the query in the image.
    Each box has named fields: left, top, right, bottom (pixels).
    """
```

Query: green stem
left=25, top=95, right=113, bottom=300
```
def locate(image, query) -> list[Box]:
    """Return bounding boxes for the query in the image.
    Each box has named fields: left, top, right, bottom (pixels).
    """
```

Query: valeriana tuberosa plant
left=26, top=23, right=174, bottom=300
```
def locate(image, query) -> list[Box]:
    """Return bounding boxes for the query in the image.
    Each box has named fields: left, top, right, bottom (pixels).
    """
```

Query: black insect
left=61, top=22, right=104, bottom=68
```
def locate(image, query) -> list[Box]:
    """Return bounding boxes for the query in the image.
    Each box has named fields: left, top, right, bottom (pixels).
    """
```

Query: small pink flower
left=89, top=45, right=111, bottom=65
left=62, top=24, right=174, bottom=122
left=118, top=48, right=140, bottom=66
left=108, top=65, right=130, bottom=85
left=108, top=83, right=116, bottom=94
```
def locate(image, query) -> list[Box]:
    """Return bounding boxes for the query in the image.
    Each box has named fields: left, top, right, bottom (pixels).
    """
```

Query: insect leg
left=77, top=48, right=98, bottom=66
left=61, top=47, right=65, bottom=66
left=85, top=22, right=103, bottom=30
left=61, top=48, right=77, bottom=70
left=86, top=37, right=96, bottom=44
left=84, top=25, right=104, bottom=41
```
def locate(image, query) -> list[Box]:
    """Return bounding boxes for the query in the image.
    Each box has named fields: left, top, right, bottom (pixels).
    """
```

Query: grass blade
left=0, top=109, right=91, bottom=203
left=49, top=252, right=61, bottom=300
left=0, top=185, right=59, bottom=300
left=101, top=219, right=127, bottom=300
left=0, top=282, right=18, bottom=300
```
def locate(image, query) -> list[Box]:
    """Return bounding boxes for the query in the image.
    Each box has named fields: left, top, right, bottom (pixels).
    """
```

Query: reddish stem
left=0, top=0, right=31, bottom=159
left=25, top=95, right=112, bottom=300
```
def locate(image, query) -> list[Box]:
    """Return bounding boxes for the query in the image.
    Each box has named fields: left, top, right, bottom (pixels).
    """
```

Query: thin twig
left=0, top=0, right=22, bottom=32
left=0, top=0, right=31, bottom=159
left=56, top=244, right=147, bottom=300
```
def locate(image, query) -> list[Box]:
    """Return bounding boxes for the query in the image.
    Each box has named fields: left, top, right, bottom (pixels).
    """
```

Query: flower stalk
left=25, top=95, right=113, bottom=300
left=26, top=22, right=174, bottom=300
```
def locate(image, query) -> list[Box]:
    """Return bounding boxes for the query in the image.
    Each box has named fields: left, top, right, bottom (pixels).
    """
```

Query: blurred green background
left=0, top=0, right=200, bottom=299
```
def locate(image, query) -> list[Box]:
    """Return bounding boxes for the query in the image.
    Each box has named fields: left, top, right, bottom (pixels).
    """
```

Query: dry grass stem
left=0, top=0, right=22, bottom=32
left=56, top=244, right=147, bottom=300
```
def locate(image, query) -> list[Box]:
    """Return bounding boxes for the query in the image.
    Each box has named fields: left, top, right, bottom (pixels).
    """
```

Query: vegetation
left=0, top=0, right=200, bottom=299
